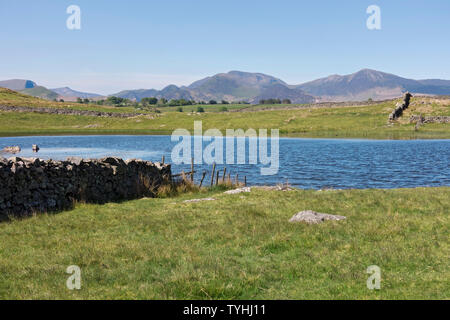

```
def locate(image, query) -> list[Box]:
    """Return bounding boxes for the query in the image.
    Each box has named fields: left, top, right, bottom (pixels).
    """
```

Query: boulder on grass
left=289, top=210, right=346, bottom=224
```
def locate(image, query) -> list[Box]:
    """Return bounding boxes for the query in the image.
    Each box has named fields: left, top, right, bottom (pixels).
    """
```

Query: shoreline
left=1, top=131, right=450, bottom=140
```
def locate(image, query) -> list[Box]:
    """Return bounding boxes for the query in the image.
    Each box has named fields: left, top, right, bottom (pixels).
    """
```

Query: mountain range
left=1, top=69, right=450, bottom=103
left=294, top=69, right=450, bottom=101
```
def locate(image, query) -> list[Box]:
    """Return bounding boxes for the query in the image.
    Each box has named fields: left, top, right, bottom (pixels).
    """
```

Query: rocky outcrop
left=0, top=156, right=171, bottom=220
left=0, top=105, right=146, bottom=118
left=389, top=92, right=413, bottom=121
left=289, top=210, right=346, bottom=224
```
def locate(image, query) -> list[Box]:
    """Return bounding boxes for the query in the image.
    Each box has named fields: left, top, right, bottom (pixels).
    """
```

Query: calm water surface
left=1, top=135, right=449, bottom=190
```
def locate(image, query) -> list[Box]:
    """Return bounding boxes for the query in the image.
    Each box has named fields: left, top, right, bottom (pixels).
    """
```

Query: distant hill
left=0, top=79, right=37, bottom=91
left=296, top=69, right=450, bottom=101
left=187, top=71, right=289, bottom=101
left=51, top=87, right=102, bottom=100
left=113, top=89, right=159, bottom=101
left=112, top=71, right=315, bottom=103
left=20, top=86, right=59, bottom=100
left=0, top=79, right=105, bottom=101
left=417, top=79, right=450, bottom=87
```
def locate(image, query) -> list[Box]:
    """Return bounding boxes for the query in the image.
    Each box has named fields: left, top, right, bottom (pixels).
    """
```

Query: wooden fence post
left=210, top=163, right=216, bottom=187
left=222, top=167, right=227, bottom=182
left=216, top=170, right=220, bottom=186
left=199, top=171, right=206, bottom=188
left=191, top=157, right=194, bottom=182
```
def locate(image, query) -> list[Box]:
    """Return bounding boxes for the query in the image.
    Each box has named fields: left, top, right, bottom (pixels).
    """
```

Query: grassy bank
left=0, top=89, right=449, bottom=139
left=1, top=101, right=450, bottom=139
left=0, top=187, right=448, bottom=299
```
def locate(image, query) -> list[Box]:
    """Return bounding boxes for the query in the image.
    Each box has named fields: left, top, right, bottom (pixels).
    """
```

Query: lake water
left=1, top=135, right=449, bottom=190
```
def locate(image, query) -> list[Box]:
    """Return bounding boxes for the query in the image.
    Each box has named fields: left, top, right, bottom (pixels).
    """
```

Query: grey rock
left=66, top=157, right=83, bottom=165
left=289, top=210, right=346, bottom=224
left=224, top=187, right=251, bottom=194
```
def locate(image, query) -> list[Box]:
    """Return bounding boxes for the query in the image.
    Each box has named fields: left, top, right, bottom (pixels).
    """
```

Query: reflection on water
left=1, top=135, right=449, bottom=190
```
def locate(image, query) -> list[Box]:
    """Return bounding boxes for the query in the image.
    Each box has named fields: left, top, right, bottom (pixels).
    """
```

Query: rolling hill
left=20, top=86, right=59, bottom=100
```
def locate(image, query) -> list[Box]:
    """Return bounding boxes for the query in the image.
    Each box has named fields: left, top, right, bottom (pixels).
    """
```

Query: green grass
left=0, top=187, right=448, bottom=299
left=1, top=88, right=449, bottom=139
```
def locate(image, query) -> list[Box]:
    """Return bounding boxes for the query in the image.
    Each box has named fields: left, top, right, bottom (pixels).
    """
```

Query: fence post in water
left=244, top=176, right=247, bottom=187
left=199, top=171, right=206, bottom=188
left=235, top=174, right=239, bottom=185
left=227, top=173, right=231, bottom=184
left=210, top=163, right=216, bottom=187
left=222, top=167, right=227, bottom=182
left=161, top=155, right=165, bottom=165
left=191, top=157, right=194, bottom=182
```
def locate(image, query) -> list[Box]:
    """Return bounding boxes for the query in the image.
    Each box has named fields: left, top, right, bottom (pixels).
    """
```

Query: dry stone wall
left=0, top=105, right=147, bottom=118
left=409, top=115, right=450, bottom=124
left=0, top=156, right=171, bottom=220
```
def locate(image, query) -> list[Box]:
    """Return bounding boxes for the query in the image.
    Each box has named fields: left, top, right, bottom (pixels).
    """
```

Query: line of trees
left=72, top=96, right=256, bottom=108
left=259, top=98, right=291, bottom=105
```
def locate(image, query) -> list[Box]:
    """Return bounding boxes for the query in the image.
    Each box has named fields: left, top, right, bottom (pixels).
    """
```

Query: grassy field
left=0, top=88, right=449, bottom=139
left=0, top=187, right=448, bottom=299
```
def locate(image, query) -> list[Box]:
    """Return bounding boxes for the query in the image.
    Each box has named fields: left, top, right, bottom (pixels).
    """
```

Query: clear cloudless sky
left=1, top=0, right=449, bottom=94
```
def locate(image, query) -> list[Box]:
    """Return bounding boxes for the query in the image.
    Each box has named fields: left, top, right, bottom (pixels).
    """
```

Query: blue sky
left=1, top=0, right=449, bottom=94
